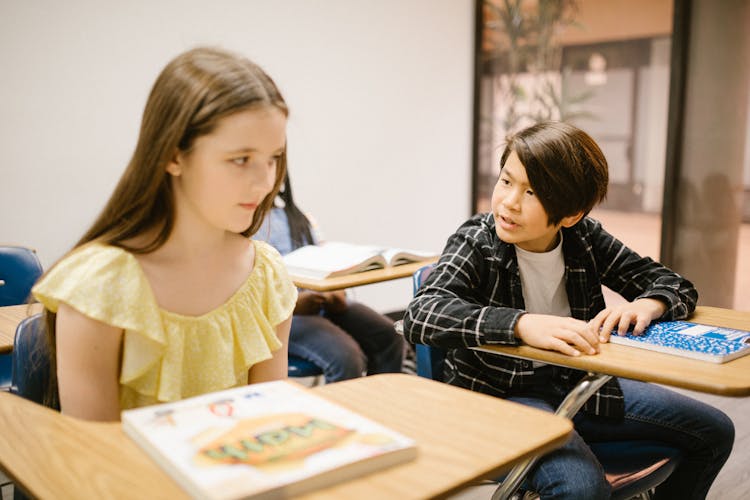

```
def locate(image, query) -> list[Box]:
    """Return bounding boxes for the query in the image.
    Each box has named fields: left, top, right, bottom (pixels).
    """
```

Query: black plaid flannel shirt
left=403, top=213, right=697, bottom=418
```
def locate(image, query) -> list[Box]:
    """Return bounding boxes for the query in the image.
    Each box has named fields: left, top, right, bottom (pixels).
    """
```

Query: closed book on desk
left=121, top=381, right=417, bottom=500
left=282, top=242, right=437, bottom=280
left=610, top=321, right=750, bottom=363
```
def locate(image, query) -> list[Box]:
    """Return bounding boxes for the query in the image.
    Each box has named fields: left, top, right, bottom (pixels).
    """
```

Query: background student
left=256, top=173, right=405, bottom=383
left=403, top=121, right=734, bottom=499
left=32, top=47, right=297, bottom=421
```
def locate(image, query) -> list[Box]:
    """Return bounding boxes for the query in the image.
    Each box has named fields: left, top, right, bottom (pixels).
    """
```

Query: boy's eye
left=269, top=155, right=282, bottom=166
left=526, top=189, right=535, bottom=196
left=231, top=156, right=249, bottom=166
left=499, top=177, right=510, bottom=186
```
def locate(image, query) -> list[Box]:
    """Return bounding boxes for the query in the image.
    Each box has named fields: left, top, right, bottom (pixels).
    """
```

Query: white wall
left=0, top=0, right=475, bottom=312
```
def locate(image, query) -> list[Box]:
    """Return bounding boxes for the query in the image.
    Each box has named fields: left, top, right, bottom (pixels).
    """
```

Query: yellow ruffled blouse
left=32, top=240, right=297, bottom=410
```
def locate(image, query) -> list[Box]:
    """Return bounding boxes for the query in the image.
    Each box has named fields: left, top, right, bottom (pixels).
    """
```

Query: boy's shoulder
left=448, top=213, right=512, bottom=259
left=562, top=216, right=630, bottom=259
left=456, top=212, right=496, bottom=235
left=565, top=216, right=605, bottom=240
left=451, top=213, right=502, bottom=246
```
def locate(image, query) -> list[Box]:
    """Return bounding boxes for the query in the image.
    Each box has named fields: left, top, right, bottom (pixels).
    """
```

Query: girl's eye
left=231, top=156, right=249, bottom=166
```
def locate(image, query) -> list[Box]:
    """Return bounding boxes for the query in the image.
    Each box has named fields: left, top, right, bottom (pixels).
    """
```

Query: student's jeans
left=288, top=302, right=405, bottom=382
left=506, top=367, right=734, bottom=500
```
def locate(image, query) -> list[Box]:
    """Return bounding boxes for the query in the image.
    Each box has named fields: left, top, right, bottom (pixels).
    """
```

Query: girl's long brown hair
left=43, top=47, right=289, bottom=407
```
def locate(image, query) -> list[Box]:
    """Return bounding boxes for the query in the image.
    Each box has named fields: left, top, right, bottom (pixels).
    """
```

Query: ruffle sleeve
left=32, top=243, right=167, bottom=397
left=253, top=240, right=298, bottom=327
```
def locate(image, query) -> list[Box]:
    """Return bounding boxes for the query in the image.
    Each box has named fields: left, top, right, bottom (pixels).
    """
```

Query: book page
left=283, top=242, right=387, bottom=279
left=381, top=247, right=439, bottom=267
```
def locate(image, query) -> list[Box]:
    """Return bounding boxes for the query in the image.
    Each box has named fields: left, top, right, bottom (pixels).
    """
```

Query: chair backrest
left=0, top=246, right=44, bottom=306
left=411, top=264, right=446, bottom=381
left=11, top=313, right=58, bottom=409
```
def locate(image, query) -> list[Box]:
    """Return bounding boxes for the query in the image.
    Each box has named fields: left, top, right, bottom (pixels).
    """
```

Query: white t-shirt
left=515, top=233, right=570, bottom=367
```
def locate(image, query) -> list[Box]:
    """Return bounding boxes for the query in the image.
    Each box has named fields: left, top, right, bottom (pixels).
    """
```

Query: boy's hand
left=589, top=298, right=667, bottom=342
left=514, top=313, right=600, bottom=357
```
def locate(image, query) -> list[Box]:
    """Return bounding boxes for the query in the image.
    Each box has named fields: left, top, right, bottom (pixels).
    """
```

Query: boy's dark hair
left=500, top=121, right=608, bottom=226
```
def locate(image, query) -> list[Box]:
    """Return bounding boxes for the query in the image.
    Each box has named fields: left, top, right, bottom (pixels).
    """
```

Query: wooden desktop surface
left=0, top=304, right=42, bottom=354
left=0, top=373, right=572, bottom=500
left=475, top=306, right=750, bottom=396
left=291, top=258, right=438, bottom=292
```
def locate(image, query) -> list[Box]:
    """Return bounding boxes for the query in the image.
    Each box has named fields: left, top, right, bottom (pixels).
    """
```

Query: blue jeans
left=288, top=302, right=404, bottom=382
left=507, top=372, right=734, bottom=499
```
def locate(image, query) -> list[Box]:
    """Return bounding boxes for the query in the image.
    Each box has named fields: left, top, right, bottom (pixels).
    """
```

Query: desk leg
left=491, top=373, right=613, bottom=500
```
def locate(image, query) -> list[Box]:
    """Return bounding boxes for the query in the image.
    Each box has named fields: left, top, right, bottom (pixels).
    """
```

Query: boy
left=403, top=122, right=733, bottom=499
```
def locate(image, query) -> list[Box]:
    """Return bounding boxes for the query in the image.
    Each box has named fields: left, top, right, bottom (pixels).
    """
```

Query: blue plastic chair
left=10, top=313, right=57, bottom=408
left=0, top=246, right=44, bottom=388
left=406, top=264, right=681, bottom=500
left=0, top=246, right=43, bottom=307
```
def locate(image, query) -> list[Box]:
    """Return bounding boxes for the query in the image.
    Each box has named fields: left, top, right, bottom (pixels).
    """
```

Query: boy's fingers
left=618, top=313, right=637, bottom=336
left=632, top=316, right=650, bottom=336
left=601, top=315, right=619, bottom=338
left=561, top=329, right=598, bottom=355
left=550, top=338, right=580, bottom=357
left=577, top=326, right=600, bottom=354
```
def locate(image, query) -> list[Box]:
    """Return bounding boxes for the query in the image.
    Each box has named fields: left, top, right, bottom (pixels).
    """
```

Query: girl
left=32, top=47, right=297, bottom=421
left=255, top=173, right=405, bottom=382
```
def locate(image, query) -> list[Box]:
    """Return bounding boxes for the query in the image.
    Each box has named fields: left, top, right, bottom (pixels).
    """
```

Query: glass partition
left=472, top=0, right=750, bottom=310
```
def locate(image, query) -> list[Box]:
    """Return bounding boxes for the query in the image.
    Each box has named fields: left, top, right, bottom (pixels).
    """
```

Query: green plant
left=483, top=0, right=594, bottom=132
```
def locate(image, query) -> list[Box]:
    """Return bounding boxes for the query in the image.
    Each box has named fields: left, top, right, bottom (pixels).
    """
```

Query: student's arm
left=402, top=217, right=524, bottom=348
left=248, top=315, right=291, bottom=384
left=295, top=291, right=326, bottom=315
left=514, top=313, right=600, bottom=356
left=588, top=218, right=697, bottom=339
left=321, top=291, right=348, bottom=314
left=404, top=216, right=599, bottom=357
left=55, top=302, right=123, bottom=421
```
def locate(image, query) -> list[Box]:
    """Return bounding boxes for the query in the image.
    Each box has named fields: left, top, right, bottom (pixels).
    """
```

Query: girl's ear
left=165, top=151, right=183, bottom=177
left=560, top=211, right=584, bottom=228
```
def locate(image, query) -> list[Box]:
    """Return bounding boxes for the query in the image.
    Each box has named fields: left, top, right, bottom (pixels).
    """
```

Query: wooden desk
left=291, top=259, right=438, bottom=292
left=475, top=306, right=750, bottom=498
left=474, top=306, right=750, bottom=397
left=0, top=373, right=571, bottom=500
left=0, top=304, right=42, bottom=354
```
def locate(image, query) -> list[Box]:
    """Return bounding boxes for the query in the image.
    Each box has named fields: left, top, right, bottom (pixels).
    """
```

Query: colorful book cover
left=610, top=321, right=750, bottom=363
left=121, top=381, right=417, bottom=499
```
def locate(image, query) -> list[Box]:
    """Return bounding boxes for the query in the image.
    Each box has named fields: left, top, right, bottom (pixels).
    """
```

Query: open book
left=121, top=381, right=417, bottom=500
left=609, top=320, right=750, bottom=363
left=282, top=241, right=438, bottom=280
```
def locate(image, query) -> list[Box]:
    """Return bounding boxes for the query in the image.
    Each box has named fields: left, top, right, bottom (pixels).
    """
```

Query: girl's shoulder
left=253, top=238, right=284, bottom=268
left=32, top=242, right=155, bottom=318
left=245, top=239, right=295, bottom=297
left=36, top=242, right=140, bottom=287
